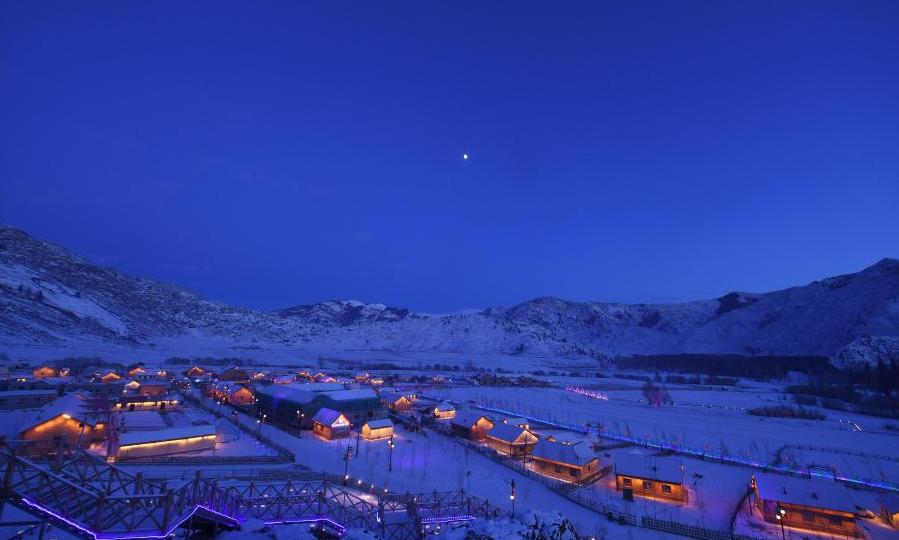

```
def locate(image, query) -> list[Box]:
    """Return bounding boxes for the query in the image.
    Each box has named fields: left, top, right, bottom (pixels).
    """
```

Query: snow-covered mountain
left=1, top=226, right=897, bottom=363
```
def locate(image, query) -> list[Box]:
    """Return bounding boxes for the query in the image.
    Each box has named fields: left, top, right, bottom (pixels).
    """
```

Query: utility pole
left=343, top=445, right=353, bottom=484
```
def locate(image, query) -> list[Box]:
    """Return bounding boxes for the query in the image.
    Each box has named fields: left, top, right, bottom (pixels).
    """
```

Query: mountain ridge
left=1, top=226, right=898, bottom=364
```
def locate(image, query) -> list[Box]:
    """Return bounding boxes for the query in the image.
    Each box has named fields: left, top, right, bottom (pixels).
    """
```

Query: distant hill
left=1, top=226, right=897, bottom=364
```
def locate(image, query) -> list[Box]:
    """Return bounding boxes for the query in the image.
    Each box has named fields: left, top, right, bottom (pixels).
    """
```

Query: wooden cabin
left=219, top=367, right=250, bottom=383
left=272, top=374, right=296, bottom=385
left=485, top=423, right=538, bottom=457
left=116, top=425, right=216, bottom=459
left=127, top=367, right=146, bottom=377
left=210, top=382, right=254, bottom=405
left=361, top=419, right=394, bottom=440
left=614, top=453, right=687, bottom=503
left=367, top=377, right=384, bottom=386
left=100, top=371, right=122, bottom=383
left=312, top=407, right=351, bottom=440
left=124, top=380, right=142, bottom=391
left=32, top=365, right=59, bottom=379
left=531, top=440, right=600, bottom=483
left=18, top=394, right=106, bottom=454
left=752, top=473, right=862, bottom=538
left=433, top=402, right=456, bottom=420
left=185, top=366, right=205, bottom=378
left=380, top=391, right=413, bottom=412
left=354, top=373, right=371, bottom=383
left=450, top=412, right=495, bottom=441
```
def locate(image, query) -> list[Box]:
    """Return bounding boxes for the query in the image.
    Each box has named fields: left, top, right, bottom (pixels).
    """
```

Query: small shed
left=18, top=394, right=106, bottom=454
left=450, top=411, right=495, bottom=440
left=312, top=407, right=351, bottom=440
left=433, top=402, right=456, bottom=420
left=485, top=423, right=538, bottom=457
left=752, top=472, right=861, bottom=537
left=380, top=391, right=413, bottom=412
left=531, top=440, right=600, bottom=483
left=614, top=452, right=687, bottom=503
left=117, top=425, right=217, bottom=459
left=362, top=419, right=394, bottom=440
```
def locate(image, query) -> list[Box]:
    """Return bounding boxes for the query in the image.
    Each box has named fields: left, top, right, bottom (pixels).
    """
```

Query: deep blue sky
left=2, top=1, right=898, bottom=312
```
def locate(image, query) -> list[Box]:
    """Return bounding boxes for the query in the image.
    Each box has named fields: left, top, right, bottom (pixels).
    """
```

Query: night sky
left=2, top=1, right=898, bottom=312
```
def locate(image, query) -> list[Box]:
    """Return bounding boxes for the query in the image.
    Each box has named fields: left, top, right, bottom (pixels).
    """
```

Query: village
left=0, top=358, right=897, bottom=540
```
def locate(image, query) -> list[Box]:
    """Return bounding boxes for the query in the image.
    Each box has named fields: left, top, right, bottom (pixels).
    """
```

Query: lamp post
left=296, top=410, right=304, bottom=437
left=775, top=507, right=786, bottom=540
left=217, top=400, right=223, bottom=417
left=510, top=479, right=516, bottom=516
left=257, top=413, right=266, bottom=439
left=387, top=435, right=395, bottom=472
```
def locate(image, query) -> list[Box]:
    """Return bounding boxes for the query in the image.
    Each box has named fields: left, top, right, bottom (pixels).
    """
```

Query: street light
left=387, top=435, right=395, bottom=472
left=775, top=507, right=786, bottom=540
left=510, top=479, right=516, bottom=516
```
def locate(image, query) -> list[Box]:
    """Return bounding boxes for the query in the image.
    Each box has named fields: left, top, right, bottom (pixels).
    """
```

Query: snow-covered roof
left=118, top=425, right=216, bottom=447
left=485, top=423, right=533, bottom=443
left=754, top=473, right=858, bottom=514
left=255, top=384, right=316, bottom=404
left=451, top=411, right=491, bottom=429
left=614, top=453, right=684, bottom=484
left=312, top=407, right=347, bottom=426
left=326, top=388, right=378, bottom=402
left=434, top=401, right=454, bottom=412
left=379, top=391, right=410, bottom=403
left=19, top=393, right=98, bottom=433
left=0, top=389, right=58, bottom=397
left=364, top=419, right=394, bottom=430
left=532, top=439, right=597, bottom=467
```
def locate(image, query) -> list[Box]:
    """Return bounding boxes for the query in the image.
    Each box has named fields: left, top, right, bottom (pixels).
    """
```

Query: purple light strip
left=420, top=514, right=476, bottom=523
left=263, top=516, right=347, bottom=533
left=20, top=498, right=239, bottom=540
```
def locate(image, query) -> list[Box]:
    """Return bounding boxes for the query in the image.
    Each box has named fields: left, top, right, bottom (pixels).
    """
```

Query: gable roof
left=19, top=393, right=99, bottom=433
left=434, top=401, right=455, bottom=412
left=614, top=452, right=684, bottom=484
left=364, top=419, right=394, bottom=430
left=312, top=407, right=347, bottom=426
left=486, top=423, right=535, bottom=443
left=754, top=473, right=858, bottom=514
left=451, top=411, right=492, bottom=429
left=532, top=439, right=597, bottom=467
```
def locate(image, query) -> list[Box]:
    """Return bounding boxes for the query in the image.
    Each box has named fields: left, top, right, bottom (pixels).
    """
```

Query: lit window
left=622, top=478, right=632, bottom=486
left=644, top=481, right=654, bottom=490
left=661, top=484, right=672, bottom=493
left=802, top=512, right=815, bottom=522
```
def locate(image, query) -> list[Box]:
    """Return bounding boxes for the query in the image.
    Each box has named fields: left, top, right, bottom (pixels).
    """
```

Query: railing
left=0, top=446, right=492, bottom=540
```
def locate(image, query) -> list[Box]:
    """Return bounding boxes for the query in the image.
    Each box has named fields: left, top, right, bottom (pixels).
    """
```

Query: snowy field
left=425, top=381, right=899, bottom=472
